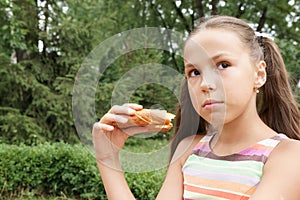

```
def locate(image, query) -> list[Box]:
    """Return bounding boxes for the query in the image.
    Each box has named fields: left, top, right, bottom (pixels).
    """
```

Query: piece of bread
left=111, top=109, right=175, bottom=132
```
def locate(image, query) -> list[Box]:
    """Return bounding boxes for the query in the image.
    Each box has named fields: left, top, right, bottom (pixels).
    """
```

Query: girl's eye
left=217, top=62, right=230, bottom=70
left=189, top=69, right=201, bottom=77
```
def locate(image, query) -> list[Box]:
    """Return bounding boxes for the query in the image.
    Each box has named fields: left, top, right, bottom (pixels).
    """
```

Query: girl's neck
left=210, top=100, right=276, bottom=155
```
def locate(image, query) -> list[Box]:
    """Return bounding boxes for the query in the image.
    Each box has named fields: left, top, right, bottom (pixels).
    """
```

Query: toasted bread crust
left=132, top=109, right=151, bottom=126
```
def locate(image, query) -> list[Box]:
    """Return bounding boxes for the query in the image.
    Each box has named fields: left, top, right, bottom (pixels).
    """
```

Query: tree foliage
left=0, top=0, right=299, bottom=144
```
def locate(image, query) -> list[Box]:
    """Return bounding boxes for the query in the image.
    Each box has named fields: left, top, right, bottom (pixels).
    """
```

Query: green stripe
left=185, top=155, right=263, bottom=178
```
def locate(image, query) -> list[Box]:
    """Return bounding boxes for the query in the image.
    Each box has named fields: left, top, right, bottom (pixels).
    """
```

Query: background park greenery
left=1, top=0, right=300, bottom=199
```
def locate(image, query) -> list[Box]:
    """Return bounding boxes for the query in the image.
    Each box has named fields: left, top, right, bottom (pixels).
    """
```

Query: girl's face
left=184, top=28, right=260, bottom=125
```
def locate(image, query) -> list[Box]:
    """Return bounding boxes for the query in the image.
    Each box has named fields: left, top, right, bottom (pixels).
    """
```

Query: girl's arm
left=97, top=157, right=135, bottom=200
left=96, top=158, right=135, bottom=200
left=250, top=139, right=300, bottom=200
left=93, top=103, right=149, bottom=200
left=156, top=135, right=203, bottom=199
left=96, top=143, right=185, bottom=200
left=94, top=110, right=202, bottom=200
left=95, top=140, right=185, bottom=200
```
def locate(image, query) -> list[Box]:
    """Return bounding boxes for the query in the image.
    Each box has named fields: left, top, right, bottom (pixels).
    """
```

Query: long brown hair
left=170, top=15, right=300, bottom=159
left=170, top=77, right=207, bottom=159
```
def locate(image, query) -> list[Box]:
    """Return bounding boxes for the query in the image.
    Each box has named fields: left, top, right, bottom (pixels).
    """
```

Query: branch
left=149, top=2, right=179, bottom=71
left=171, top=0, right=191, bottom=33
left=150, top=2, right=169, bottom=29
left=256, top=7, right=268, bottom=32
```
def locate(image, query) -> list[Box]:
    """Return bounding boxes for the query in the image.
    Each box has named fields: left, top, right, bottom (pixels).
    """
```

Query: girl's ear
left=254, top=60, right=267, bottom=89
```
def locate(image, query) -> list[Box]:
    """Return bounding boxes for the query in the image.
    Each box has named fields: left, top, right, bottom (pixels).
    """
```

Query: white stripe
left=200, top=135, right=213, bottom=143
left=184, top=190, right=229, bottom=200
left=258, top=138, right=280, bottom=147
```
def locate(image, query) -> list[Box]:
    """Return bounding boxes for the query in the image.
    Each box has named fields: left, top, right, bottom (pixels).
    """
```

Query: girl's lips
left=202, top=99, right=224, bottom=110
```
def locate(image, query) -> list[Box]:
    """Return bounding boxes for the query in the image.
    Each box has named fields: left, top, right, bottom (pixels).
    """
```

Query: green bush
left=0, top=142, right=166, bottom=199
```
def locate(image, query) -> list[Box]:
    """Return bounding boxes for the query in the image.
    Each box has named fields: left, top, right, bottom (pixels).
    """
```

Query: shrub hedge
left=0, top=143, right=166, bottom=199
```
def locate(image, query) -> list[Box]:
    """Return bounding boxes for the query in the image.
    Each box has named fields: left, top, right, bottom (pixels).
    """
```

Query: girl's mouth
left=202, top=99, right=224, bottom=110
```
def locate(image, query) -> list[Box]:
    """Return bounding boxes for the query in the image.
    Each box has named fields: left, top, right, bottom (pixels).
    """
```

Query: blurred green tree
left=0, top=0, right=299, bottom=144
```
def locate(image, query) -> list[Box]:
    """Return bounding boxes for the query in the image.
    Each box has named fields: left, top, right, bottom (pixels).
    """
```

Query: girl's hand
left=93, top=103, right=168, bottom=166
left=92, top=103, right=141, bottom=163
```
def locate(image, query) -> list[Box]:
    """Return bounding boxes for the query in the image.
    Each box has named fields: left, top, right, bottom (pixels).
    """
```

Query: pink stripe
left=193, top=143, right=210, bottom=152
left=238, top=148, right=272, bottom=157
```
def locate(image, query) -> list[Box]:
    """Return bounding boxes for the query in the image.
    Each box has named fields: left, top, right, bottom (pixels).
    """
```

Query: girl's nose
left=200, top=80, right=216, bottom=93
left=200, top=69, right=217, bottom=93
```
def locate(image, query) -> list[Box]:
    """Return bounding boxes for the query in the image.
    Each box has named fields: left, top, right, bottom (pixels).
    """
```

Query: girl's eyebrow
left=211, top=52, right=232, bottom=60
left=184, top=63, right=194, bottom=68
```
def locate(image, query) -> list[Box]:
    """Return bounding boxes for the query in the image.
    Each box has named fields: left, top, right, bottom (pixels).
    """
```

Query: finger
left=109, top=105, right=136, bottom=115
left=123, top=103, right=143, bottom=111
left=93, top=122, right=114, bottom=132
left=100, top=123, right=115, bottom=132
left=100, top=113, right=129, bottom=125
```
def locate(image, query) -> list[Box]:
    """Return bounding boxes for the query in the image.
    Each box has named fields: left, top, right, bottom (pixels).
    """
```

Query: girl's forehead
left=183, top=29, right=244, bottom=61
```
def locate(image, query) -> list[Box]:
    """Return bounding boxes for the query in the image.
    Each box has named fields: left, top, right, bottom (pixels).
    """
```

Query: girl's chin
left=199, top=112, right=227, bottom=125
left=207, top=121, right=226, bottom=128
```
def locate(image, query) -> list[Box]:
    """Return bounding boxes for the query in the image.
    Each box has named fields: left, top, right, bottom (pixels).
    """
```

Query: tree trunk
left=236, top=3, right=245, bottom=18
left=42, top=0, right=49, bottom=57
left=196, top=0, right=204, bottom=18
left=13, top=0, right=39, bottom=62
left=211, top=0, right=218, bottom=15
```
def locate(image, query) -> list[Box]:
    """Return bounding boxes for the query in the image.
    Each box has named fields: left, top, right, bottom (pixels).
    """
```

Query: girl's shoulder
left=253, top=138, right=300, bottom=198
left=264, top=136, right=300, bottom=171
left=267, top=137, right=300, bottom=162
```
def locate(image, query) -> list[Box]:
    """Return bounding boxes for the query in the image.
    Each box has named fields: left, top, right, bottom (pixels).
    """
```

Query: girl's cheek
left=188, top=84, right=203, bottom=112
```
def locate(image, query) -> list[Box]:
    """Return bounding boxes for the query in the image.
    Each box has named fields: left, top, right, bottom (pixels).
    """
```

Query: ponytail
left=258, top=37, right=300, bottom=139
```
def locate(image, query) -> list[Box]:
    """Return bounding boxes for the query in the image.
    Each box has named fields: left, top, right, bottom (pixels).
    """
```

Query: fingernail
left=107, top=126, right=114, bottom=131
left=136, top=104, right=143, bottom=109
left=128, top=108, right=136, bottom=115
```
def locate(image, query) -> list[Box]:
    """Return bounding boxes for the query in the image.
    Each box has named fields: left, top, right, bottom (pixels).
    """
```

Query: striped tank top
left=182, top=133, right=288, bottom=200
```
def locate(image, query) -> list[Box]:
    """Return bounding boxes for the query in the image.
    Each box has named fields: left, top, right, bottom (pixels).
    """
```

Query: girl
left=93, top=16, right=300, bottom=199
